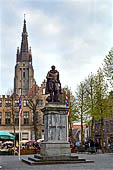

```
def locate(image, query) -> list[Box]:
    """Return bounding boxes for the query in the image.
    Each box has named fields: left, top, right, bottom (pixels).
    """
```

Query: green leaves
left=103, top=48, right=113, bottom=87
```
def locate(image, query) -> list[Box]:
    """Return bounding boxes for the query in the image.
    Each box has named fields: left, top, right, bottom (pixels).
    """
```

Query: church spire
left=23, top=14, right=27, bottom=33
left=20, top=15, right=28, bottom=54
left=16, top=15, right=32, bottom=62
left=14, top=16, right=35, bottom=96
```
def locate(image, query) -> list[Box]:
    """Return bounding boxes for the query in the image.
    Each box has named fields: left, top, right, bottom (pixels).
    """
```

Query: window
left=43, top=114, right=44, bottom=124
left=0, top=112, right=2, bottom=124
left=24, top=112, right=29, bottom=125
left=23, top=100, right=28, bottom=107
left=5, top=112, right=11, bottom=124
left=15, top=100, right=19, bottom=107
left=23, top=72, right=25, bottom=78
left=0, top=101, right=2, bottom=107
left=42, top=88, right=45, bottom=95
left=5, top=100, right=11, bottom=107
left=15, top=112, right=19, bottom=125
left=22, top=133, right=29, bottom=140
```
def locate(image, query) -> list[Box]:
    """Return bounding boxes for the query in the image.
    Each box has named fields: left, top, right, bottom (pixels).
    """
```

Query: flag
left=19, top=96, right=22, bottom=117
left=65, top=94, right=69, bottom=116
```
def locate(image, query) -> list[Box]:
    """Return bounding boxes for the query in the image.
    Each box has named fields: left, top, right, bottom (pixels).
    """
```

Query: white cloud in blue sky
left=0, top=0, right=112, bottom=94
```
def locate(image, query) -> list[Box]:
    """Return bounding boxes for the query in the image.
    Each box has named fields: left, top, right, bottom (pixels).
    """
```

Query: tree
left=84, top=73, right=96, bottom=140
left=103, top=48, right=113, bottom=88
left=94, top=68, right=109, bottom=153
left=62, top=87, right=77, bottom=141
left=75, top=82, right=89, bottom=145
left=27, top=84, right=43, bottom=141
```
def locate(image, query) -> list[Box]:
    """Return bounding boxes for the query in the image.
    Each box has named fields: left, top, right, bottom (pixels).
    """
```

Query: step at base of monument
left=34, top=154, right=79, bottom=160
left=22, top=154, right=94, bottom=165
left=28, top=156, right=86, bottom=162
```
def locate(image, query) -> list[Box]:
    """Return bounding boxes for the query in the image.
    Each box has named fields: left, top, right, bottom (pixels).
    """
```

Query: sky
left=0, top=0, right=112, bottom=94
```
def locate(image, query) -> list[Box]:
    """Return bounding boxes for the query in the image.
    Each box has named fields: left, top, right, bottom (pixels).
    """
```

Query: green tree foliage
left=93, top=68, right=109, bottom=153
left=103, top=48, right=113, bottom=87
left=108, top=91, right=113, bottom=117
left=94, top=68, right=109, bottom=119
left=84, top=73, right=96, bottom=140
left=75, top=82, right=89, bottom=145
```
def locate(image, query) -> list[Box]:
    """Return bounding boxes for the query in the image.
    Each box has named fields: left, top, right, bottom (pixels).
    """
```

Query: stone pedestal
left=22, top=103, right=94, bottom=164
left=40, top=103, right=71, bottom=157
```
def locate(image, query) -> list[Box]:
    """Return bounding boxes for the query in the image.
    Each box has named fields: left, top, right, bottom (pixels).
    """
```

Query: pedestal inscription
left=40, top=103, right=71, bottom=157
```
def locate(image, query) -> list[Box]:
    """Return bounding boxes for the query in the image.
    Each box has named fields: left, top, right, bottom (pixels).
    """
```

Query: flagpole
left=67, top=113, right=68, bottom=142
left=19, top=89, right=21, bottom=161
left=66, top=89, right=68, bottom=142
left=19, top=106, right=21, bottom=160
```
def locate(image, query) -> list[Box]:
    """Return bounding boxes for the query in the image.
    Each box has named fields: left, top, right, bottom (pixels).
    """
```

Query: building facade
left=0, top=19, right=47, bottom=144
left=0, top=84, right=46, bottom=144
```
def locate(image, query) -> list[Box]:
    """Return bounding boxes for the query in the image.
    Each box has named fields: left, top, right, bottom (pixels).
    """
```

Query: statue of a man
left=45, top=65, right=62, bottom=102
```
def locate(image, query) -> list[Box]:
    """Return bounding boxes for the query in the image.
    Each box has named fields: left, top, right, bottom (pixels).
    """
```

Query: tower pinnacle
left=20, top=16, right=28, bottom=55
left=23, top=14, right=27, bottom=33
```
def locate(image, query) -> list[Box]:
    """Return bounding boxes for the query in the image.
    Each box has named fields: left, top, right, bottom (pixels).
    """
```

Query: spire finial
left=20, top=13, right=28, bottom=53
left=23, top=14, right=27, bottom=33
left=24, top=13, right=26, bottom=20
left=24, top=13, right=26, bottom=25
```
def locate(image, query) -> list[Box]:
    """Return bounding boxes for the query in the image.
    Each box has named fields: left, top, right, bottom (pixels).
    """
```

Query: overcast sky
left=0, top=0, right=112, bottom=94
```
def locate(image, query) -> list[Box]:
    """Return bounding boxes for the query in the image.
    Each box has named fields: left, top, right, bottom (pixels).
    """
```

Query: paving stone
left=0, top=153, right=113, bottom=170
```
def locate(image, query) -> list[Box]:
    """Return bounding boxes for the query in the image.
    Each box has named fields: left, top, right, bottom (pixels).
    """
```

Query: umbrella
left=0, top=131, right=15, bottom=140
left=26, top=140, right=36, bottom=143
left=2, top=141, right=13, bottom=145
left=20, top=140, right=29, bottom=144
left=37, top=139, right=44, bottom=143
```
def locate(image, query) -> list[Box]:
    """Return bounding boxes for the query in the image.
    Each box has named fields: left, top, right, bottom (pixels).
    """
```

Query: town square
left=0, top=0, right=113, bottom=169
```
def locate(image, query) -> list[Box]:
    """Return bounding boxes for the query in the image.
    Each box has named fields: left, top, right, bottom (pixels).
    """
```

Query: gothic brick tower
left=14, top=18, right=35, bottom=96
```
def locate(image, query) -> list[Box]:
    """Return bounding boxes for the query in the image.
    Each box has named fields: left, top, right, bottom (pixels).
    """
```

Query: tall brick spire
left=14, top=17, right=35, bottom=96
left=17, top=16, right=32, bottom=62
left=20, top=18, right=28, bottom=53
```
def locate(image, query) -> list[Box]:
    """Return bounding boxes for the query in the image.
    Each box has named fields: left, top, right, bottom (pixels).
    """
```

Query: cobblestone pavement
left=0, top=153, right=113, bottom=170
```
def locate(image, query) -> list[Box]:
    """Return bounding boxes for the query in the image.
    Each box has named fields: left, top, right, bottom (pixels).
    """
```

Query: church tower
left=14, top=18, right=36, bottom=96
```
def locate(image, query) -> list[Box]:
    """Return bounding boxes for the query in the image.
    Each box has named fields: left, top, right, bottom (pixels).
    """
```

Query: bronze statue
left=45, top=65, right=62, bottom=102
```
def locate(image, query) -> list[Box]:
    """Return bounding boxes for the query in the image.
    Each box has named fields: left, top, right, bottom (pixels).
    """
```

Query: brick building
left=0, top=18, right=47, bottom=144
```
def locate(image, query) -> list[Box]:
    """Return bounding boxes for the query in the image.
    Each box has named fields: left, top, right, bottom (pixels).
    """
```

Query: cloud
left=0, top=0, right=112, bottom=94
left=24, top=9, right=62, bottom=37
left=43, top=23, right=61, bottom=35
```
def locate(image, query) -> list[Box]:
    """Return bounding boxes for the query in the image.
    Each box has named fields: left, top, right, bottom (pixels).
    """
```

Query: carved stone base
left=40, top=141, right=71, bottom=157
left=40, top=103, right=71, bottom=157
